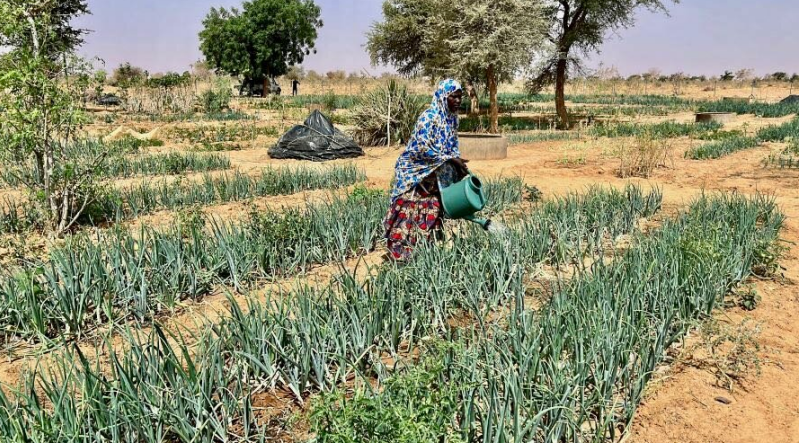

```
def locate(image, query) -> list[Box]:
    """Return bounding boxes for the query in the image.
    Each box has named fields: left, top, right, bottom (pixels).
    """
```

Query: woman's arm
left=449, top=157, right=470, bottom=177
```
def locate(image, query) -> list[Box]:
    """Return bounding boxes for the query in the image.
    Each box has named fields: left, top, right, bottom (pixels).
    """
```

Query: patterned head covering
left=390, top=79, right=463, bottom=201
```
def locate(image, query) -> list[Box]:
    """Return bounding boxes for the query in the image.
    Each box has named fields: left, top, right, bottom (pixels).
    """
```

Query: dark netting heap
left=780, top=95, right=799, bottom=105
left=268, top=110, right=364, bottom=161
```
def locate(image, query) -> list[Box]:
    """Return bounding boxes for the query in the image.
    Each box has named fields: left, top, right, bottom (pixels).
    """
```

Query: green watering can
left=440, top=175, right=492, bottom=230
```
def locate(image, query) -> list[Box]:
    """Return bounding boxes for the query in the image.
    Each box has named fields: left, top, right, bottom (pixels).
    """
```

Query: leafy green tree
left=199, top=0, right=322, bottom=92
left=0, top=0, right=88, bottom=60
left=0, top=0, right=107, bottom=235
left=368, top=0, right=547, bottom=133
left=527, top=0, right=677, bottom=128
left=147, top=71, right=192, bottom=88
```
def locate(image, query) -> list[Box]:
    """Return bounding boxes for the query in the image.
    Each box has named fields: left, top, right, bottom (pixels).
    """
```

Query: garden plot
left=0, top=186, right=782, bottom=442
left=0, top=178, right=524, bottom=346
left=686, top=116, right=799, bottom=159
left=1, top=80, right=798, bottom=442
left=310, top=193, right=783, bottom=442
left=0, top=184, right=668, bottom=441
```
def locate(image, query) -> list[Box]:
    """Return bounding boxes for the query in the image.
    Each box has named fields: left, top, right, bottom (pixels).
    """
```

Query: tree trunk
left=487, top=65, right=499, bottom=134
left=34, top=151, right=45, bottom=184
left=555, top=56, right=569, bottom=130
left=467, top=83, right=479, bottom=117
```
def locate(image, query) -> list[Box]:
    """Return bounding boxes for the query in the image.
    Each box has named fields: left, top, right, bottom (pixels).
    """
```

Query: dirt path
left=628, top=225, right=799, bottom=443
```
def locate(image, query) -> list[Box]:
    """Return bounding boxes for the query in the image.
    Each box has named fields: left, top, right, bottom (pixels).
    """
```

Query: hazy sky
left=76, top=0, right=799, bottom=77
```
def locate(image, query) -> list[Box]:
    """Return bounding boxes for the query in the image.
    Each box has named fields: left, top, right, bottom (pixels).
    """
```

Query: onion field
left=0, top=183, right=783, bottom=442
left=0, top=77, right=793, bottom=442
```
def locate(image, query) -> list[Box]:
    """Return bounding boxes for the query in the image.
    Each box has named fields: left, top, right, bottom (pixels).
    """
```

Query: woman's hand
left=450, top=157, right=470, bottom=176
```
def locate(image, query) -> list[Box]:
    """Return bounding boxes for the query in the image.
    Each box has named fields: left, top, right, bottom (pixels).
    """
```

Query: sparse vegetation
left=617, top=132, right=675, bottom=177
left=684, top=319, right=764, bottom=391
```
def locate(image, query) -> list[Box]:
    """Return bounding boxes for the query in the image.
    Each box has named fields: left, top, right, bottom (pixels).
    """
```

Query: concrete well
left=459, top=133, right=509, bottom=160
left=695, top=112, right=735, bottom=124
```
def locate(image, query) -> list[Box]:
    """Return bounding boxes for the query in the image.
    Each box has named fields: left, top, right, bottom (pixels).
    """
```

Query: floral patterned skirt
left=382, top=185, right=444, bottom=261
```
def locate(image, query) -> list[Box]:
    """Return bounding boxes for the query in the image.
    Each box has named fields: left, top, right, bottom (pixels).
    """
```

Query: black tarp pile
left=268, top=110, right=364, bottom=161
left=780, top=95, right=799, bottom=105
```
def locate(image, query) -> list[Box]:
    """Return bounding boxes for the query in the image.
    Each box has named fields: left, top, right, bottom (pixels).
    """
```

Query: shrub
left=198, top=78, right=232, bottom=113
left=351, top=80, right=427, bottom=147
left=617, top=133, right=675, bottom=177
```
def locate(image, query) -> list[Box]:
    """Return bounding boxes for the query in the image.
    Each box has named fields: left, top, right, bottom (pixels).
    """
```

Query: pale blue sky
left=76, top=0, right=799, bottom=77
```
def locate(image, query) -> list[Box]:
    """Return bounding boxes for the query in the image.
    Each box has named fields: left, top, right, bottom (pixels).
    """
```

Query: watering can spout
left=465, top=215, right=491, bottom=231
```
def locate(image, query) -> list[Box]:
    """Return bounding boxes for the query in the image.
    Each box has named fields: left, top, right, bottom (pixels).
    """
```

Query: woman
left=383, top=79, right=469, bottom=261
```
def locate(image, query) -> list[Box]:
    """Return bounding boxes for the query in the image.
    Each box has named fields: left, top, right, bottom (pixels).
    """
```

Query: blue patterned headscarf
left=390, top=79, right=463, bottom=201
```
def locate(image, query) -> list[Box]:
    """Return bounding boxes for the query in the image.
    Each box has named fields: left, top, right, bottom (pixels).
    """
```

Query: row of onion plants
left=0, top=164, right=365, bottom=233
left=698, top=100, right=799, bottom=118
left=0, top=178, right=523, bottom=343
left=0, top=138, right=165, bottom=188
left=1, top=152, right=231, bottom=187
left=687, top=117, right=799, bottom=159
left=313, top=192, right=784, bottom=442
left=104, top=152, right=232, bottom=177
left=103, top=165, right=365, bottom=220
left=0, top=184, right=662, bottom=442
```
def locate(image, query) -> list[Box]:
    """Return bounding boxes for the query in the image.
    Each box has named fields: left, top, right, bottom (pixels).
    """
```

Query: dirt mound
left=104, top=125, right=162, bottom=142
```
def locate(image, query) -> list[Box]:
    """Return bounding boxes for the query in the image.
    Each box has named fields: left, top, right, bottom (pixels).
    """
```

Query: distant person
left=292, top=79, right=300, bottom=96
left=382, top=79, right=468, bottom=261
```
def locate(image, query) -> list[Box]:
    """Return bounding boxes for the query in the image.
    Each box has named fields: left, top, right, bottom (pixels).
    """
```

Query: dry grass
left=616, top=133, right=675, bottom=178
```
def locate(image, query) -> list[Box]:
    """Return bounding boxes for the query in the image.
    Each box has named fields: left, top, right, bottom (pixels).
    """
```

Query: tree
left=111, top=62, right=146, bottom=87
left=306, top=70, right=323, bottom=81
left=326, top=70, right=346, bottom=81
left=0, top=0, right=107, bottom=236
left=191, top=59, right=213, bottom=79
left=770, top=72, right=788, bottom=81
left=720, top=70, right=735, bottom=81
left=0, top=0, right=88, bottom=60
left=199, top=0, right=322, bottom=93
left=527, top=0, right=676, bottom=129
left=368, top=0, right=547, bottom=133
left=735, top=68, right=754, bottom=82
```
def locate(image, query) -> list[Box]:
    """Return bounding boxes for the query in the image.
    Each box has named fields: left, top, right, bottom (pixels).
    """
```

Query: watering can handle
left=470, top=174, right=486, bottom=208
